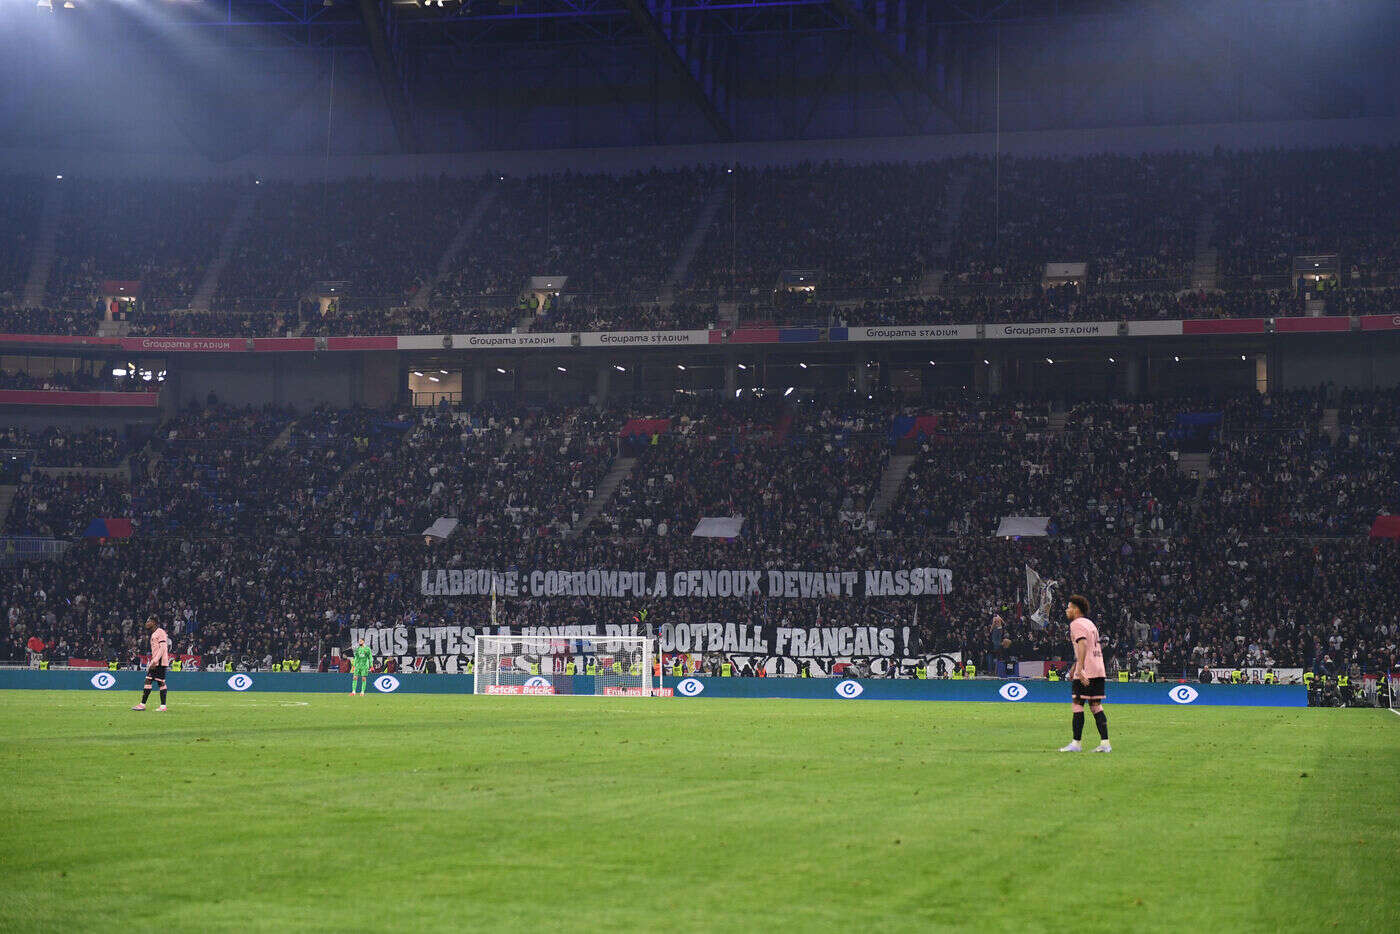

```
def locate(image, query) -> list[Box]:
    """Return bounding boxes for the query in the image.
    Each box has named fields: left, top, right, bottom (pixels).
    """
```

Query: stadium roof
left=4, top=0, right=1396, bottom=156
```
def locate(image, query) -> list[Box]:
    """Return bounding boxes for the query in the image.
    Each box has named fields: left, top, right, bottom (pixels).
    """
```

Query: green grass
left=1, top=692, right=1397, bottom=933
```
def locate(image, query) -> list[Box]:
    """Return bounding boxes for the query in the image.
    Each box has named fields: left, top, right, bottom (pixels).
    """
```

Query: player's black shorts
left=1071, top=677, right=1106, bottom=702
left=146, top=664, right=167, bottom=681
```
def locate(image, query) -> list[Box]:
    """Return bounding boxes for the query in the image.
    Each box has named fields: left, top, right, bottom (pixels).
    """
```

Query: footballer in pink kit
left=1060, top=594, right=1110, bottom=753
left=132, top=617, right=170, bottom=712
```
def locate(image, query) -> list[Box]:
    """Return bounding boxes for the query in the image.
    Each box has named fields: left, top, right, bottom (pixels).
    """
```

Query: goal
left=473, top=634, right=654, bottom=696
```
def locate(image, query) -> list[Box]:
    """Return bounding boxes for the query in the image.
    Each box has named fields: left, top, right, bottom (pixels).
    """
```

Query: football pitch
left=1, top=692, right=1396, bottom=933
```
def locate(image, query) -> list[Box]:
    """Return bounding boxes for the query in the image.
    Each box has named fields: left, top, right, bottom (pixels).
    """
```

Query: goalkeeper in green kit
left=351, top=638, right=373, bottom=695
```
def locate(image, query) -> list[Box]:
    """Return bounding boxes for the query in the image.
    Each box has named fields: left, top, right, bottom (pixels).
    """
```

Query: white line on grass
left=3, top=695, right=311, bottom=709
left=168, top=701, right=311, bottom=708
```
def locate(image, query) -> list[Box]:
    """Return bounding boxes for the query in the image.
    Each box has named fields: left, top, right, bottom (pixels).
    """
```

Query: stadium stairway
left=190, top=187, right=258, bottom=312
left=567, top=455, right=637, bottom=539
left=1190, top=165, right=1225, bottom=291
left=20, top=180, right=64, bottom=309
left=918, top=170, right=970, bottom=297
left=1047, top=411, right=1068, bottom=433
left=661, top=178, right=730, bottom=301
left=0, top=485, right=16, bottom=529
left=928, top=169, right=971, bottom=266
left=1190, top=221, right=1219, bottom=291
left=865, top=453, right=917, bottom=529
left=412, top=188, right=500, bottom=311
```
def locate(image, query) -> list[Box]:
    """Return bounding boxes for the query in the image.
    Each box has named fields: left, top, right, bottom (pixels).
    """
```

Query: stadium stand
left=837, top=287, right=1306, bottom=326
left=947, top=154, right=1203, bottom=287
left=687, top=161, right=953, bottom=296
left=1213, top=147, right=1400, bottom=283
left=530, top=302, right=718, bottom=333
left=126, top=309, right=289, bottom=339
left=47, top=179, right=240, bottom=314
left=214, top=177, right=478, bottom=312
left=0, top=369, right=149, bottom=393
left=2, top=149, right=1395, bottom=340
left=2, top=391, right=1397, bottom=678
left=0, top=176, right=44, bottom=308
left=432, top=169, right=709, bottom=303
left=0, top=306, right=96, bottom=336
left=0, top=426, right=139, bottom=469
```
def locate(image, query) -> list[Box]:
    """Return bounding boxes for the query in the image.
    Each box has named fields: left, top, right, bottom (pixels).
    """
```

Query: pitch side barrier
left=1, top=314, right=1396, bottom=357
left=669, top=676, right=1305, bottom=706
left=0, top=670, right=1305, bottom=706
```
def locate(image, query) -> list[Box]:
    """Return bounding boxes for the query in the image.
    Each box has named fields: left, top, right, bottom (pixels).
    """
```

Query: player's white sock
left=1093, top=741, right=1111, bottom=752
left=1059, top=741, right=1081, bottom=752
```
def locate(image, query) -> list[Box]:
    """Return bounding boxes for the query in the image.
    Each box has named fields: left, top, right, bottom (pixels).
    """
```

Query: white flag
left=1026, top=565, right=1056, bottom=628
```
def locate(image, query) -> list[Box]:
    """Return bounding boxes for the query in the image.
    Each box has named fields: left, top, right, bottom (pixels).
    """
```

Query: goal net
left=473, top=635, right=654, bottom=696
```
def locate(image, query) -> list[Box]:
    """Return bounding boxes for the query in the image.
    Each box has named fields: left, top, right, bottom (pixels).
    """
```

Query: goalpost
left=473, top=634, right=654, bottom=696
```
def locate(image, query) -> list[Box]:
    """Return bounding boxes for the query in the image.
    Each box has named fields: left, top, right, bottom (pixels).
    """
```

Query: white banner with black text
left=420, top=567, right=952, bottom=599
left=349, top=623, right=955, bottom=671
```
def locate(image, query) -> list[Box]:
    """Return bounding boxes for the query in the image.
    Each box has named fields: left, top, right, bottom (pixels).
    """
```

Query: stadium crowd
left=602, top=398, right=885, bottom=545
left=837, top=286, right=1308, bottom=327
left=1213, top=147, right=1400, bottom=283
left=47, top=179, right=241, bottom=313
left=2, top=147, right=1396, bottom=341
left=0, top=176, right=42, bottom=308
left=531, top=302, right=717, bottom=334
left=1, top=390, right=1396, bottom=681
left=126, top=309, right=290, bottom=339
left=688, top=161, right=953, bottom=296
left=214, top=178, right=477, bottom=312
left=947, top=154, right=1202, bottom=286
left=0, top=368, right=154, bottom=394
left=303, top=303, right=521, bottom=337
left=0, top=426, right=139, bottom=468
left=0, top=307, right=97, bottom=336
